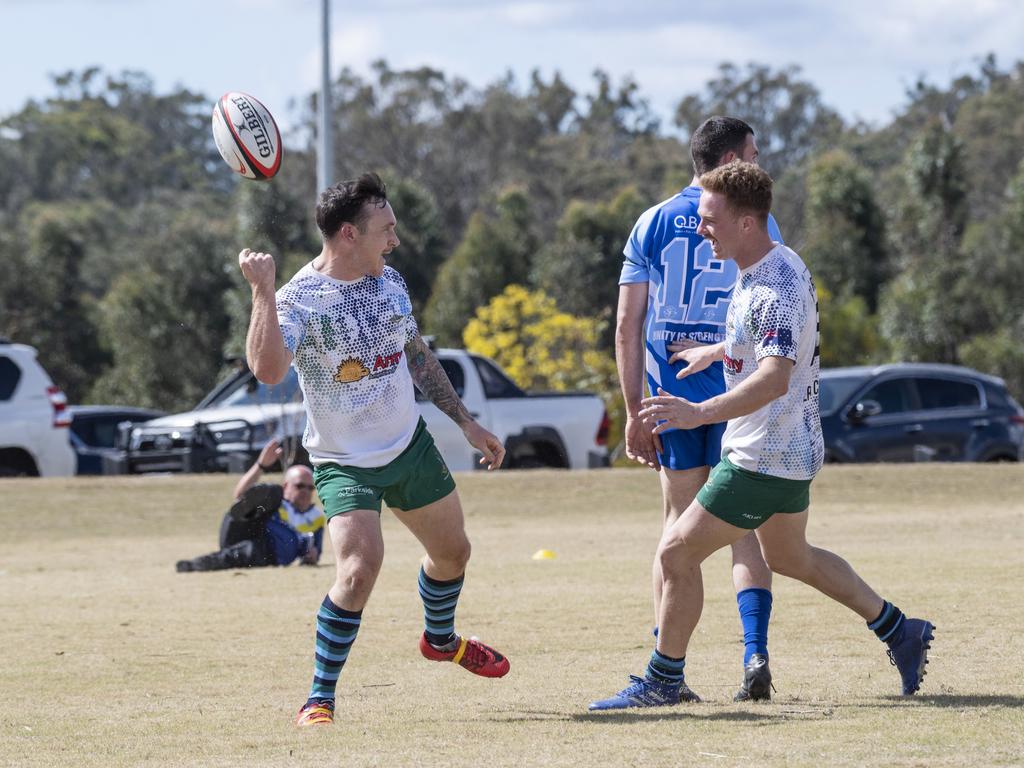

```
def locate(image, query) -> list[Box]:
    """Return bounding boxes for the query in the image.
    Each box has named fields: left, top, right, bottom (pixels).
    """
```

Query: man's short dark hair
left=690, top=117, right=754, bottom=176
left=699, top=160, right=773, bottom=222
left=315, top=172, right=388, bottom=239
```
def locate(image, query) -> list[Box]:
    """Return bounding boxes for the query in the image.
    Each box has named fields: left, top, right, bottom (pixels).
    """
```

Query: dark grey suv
left=820, top=364, right=1024, bottom=462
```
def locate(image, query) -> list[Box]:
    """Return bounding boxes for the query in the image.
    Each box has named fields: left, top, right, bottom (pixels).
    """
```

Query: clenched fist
left=238, top=248, right=277, bottom=291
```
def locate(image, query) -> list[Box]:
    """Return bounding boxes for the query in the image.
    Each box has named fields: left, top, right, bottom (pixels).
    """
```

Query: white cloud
left=500, top=2, right=579, bottom=27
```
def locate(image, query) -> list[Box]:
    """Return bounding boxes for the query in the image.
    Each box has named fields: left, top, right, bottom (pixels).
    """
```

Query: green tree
left=0, top=204, right=109, bottom=400
left=384, top=179, right=446, bottom=315
left=531, top=186, right=646, bottom=346
left=89, top=209, right=235, bottom=411
left=423, top=188, right=537, bottom=344
left=880, top=120, right=971, bottom=362
left=674, top=63, right=844, bottom=178
left=802, top=151, right=889, bottom=310
left=817, top=284, right=883, bottom=367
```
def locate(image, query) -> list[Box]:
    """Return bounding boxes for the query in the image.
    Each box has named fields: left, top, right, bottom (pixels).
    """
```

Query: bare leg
left=326, top=509, right=385, bottom=612
left=755, top=510, right=884, bottom=620
left=654, top=467, right=709, bottom=625
left=391, top=490, right=471, bottom=580
left=731, top=531, right=772, bottom=592
left=656, top=499, right=748, bottom=659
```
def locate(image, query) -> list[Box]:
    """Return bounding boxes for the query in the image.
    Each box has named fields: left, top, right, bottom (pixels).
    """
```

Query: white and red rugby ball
left=212, top=92, right=283, bottom=180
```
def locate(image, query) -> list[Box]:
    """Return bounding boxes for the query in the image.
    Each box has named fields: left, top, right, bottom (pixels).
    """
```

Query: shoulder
left=277, top=264, right=321, bottom=299
left=382, top=266, right=409, bottom=291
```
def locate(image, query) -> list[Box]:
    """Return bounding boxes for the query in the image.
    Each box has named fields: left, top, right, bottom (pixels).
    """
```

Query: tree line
left=2, top=57, right=1023, bottom=439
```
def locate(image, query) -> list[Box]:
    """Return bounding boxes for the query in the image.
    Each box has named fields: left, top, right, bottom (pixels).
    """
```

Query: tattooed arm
left=405, top=334, right=474, bottom=426
left=405, top=334, right=506, bottom=470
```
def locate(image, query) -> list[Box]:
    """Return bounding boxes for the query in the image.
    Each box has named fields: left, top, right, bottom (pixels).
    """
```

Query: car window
left=819, top=374, right=869, bottom=415
left=414, top=359, right=465, bottom=401
left=0, top=356, right=21, bottom=400
left=72, top=416, right=124, bottom=448
left=214, top=368, right=303, bottom=407
left=916, top=377, right=981, bottom=410
left=859, top=378, right=915, bottom=415
left=471, top=356, right=523, bottom=398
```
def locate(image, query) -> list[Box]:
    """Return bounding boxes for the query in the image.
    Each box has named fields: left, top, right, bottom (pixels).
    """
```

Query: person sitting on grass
left=175, top=438, right=325, bottom=572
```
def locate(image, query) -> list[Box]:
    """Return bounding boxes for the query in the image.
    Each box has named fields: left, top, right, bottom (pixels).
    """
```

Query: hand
left=257, top=438, right=282, bottom=470
left=667, top=339, right=718, bottom=380
left=238, top=248, right=277, bottom=291
left=463, top=422, right=506, bottom=470
left=639, top=388, right=707, bottom=432
left=624, top=414, right=662, bottom=470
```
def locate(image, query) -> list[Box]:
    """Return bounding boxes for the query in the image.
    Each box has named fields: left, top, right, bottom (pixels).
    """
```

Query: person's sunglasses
left=293, top=483, right=315, bottom=491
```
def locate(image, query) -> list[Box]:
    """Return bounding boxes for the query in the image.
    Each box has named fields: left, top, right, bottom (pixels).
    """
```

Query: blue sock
left=737, top=587, right=773, bottom=665
left=308, top=595, right=361, bottom=704
left=418, top=567, right=464, bottom=648
left=646, top=649, right=685, bottom=686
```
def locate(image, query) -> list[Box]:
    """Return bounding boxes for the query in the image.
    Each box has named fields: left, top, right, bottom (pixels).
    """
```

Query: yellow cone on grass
left=532, top=549, right=557, bottom=560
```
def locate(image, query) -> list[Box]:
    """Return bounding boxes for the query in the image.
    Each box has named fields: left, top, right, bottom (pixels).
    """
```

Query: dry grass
left=1, top=465, right=1023, bottom=767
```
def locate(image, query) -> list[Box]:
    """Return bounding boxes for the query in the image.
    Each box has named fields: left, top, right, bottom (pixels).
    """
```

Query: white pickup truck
left=122, top=348, right=609, bottom=473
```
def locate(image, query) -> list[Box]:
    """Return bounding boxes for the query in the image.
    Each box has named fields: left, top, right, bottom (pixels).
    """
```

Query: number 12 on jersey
left=655, top=238, right=737, bottom=325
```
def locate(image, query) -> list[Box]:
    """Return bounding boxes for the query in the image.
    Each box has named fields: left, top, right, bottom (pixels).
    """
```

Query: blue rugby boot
left=886, top=618, right=935, bottom=695
left=589, top=675, right=700, bottom=711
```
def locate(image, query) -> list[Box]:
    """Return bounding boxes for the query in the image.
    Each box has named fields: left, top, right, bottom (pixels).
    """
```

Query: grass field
left=2, top=465, right=1023, bottom=767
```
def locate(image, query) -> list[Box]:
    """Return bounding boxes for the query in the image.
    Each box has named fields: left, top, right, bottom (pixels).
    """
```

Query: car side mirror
left=848, top=399, right=882, bottom=422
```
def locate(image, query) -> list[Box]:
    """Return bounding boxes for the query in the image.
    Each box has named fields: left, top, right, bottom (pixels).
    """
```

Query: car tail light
left=47, top=385, right=71, bottom=427
left=1010, top=414, right=1024, bottom=426
left=596, top=409, right=610, bottom=446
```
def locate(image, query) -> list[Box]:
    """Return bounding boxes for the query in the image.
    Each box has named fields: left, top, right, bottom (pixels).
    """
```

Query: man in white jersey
left=238, top=173, right=510, bottom=728
left=591, top=161, right=934, bottom=710
left=617, top=117, right=781, bottom=703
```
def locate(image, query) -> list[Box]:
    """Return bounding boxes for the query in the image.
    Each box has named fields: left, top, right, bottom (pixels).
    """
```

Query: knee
left=657, top=537, right=699, bottom=583
left=440, top=536, right=471, bottom=573
left=336, top=558, right=381, bottom=602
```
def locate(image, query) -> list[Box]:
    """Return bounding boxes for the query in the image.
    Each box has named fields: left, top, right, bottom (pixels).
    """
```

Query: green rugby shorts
left=697, top=454, right=812, bottom=529
left=313, top=419, right=457, bottom=518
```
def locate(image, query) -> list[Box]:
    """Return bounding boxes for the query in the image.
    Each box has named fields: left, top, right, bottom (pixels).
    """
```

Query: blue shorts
left=657, top=421, right=726, bottom=471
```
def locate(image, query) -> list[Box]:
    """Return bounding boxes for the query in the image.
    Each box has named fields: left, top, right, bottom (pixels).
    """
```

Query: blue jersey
left=620, top=185, right=783, bottom=404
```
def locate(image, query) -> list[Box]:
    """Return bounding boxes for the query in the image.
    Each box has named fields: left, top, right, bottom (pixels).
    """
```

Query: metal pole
left=317, top=0, right=334, bottom=193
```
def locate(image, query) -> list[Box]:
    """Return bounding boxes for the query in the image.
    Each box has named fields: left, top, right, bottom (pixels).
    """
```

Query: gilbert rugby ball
left=212, top=92, right=282, bottom=180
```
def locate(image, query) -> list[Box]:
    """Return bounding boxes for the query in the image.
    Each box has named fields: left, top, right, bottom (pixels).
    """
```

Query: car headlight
left=211, top=425, right=250, bottom=444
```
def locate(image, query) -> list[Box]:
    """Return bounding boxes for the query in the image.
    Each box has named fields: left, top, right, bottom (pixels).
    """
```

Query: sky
left=2, top=0, right=1022, bottom=139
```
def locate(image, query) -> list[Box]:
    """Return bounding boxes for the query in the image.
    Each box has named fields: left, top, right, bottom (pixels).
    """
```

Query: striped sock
left=418, top=567, right=464, bottom=648
left=868, top=600, right=906, bottom=644
left=307, top=595, right=362, bottom=703
left=645, top=649, right=685, bottom=686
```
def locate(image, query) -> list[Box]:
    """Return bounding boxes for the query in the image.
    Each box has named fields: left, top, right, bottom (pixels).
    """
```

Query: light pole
left=317, top=0, right=334, bottom=193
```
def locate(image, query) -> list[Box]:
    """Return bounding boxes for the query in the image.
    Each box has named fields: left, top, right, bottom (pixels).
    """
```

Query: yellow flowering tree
left=463, top=284, right=617, bottom=396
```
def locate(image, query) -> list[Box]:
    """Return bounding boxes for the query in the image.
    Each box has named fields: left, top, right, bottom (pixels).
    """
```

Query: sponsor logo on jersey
left=724, top=353, right=744, bottom=374
left=373, top=351, right=403, bottom=373
left=332, top=351, right=404, bottom=384
left=336, top=485, right=375, bottom=498
left=333, top=358, right=370, bottom=383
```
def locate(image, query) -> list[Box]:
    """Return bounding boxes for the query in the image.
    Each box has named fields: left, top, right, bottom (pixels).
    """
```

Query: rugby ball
left=211, top=92, right=283, bottom=180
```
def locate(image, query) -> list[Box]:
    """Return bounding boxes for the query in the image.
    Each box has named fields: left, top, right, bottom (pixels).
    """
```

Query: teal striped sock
left=646, top=649, right=685, bottom=686
left=868, top=600, right=905, bottom=644
left=307, top=596, right=361, bottom=703
left=418, top=567, right=464, bottom=647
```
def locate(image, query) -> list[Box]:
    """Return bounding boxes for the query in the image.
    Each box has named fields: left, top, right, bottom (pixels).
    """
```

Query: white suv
left=0, top=340, right=75, bottom=477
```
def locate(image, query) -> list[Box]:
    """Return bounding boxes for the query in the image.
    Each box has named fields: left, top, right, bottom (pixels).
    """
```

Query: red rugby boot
left=419, top=633, right=510, bottom=678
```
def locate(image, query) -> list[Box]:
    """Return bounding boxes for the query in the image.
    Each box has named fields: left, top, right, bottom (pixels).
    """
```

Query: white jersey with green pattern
left=276, top=263, right=420, bottom=468
left=721, top=244, right=824, bottom=481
